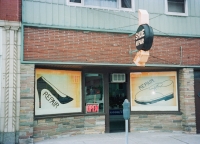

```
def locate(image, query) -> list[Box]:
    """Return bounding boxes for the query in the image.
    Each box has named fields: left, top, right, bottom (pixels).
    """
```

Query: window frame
left=66, top=0, right=135, bottom=12
left=165, top=0, right=188, bottom=16
left=67, top=0, right=84, bottom=6
left=84, top=73, right=104, bottom=114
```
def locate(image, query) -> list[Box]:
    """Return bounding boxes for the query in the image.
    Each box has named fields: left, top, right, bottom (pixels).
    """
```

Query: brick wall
left=179, top=68, right=196, bottom=133
left=0, top=0, right=22, bottom=21
left=33, top=116, right=105, bottom=143
left=23, top=27, right=200, bottom=65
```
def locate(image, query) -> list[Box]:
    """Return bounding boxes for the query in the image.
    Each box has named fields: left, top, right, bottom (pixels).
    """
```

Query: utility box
left=122, top=99, right=130, bottom=120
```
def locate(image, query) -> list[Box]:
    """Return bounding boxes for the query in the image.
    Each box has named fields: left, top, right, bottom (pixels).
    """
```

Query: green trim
left=22, top=23, right=200, bottom=38
left=153, top=32, right=200, bottom=38
left=20, top=60, right=200, bottom=68
left=129, top=31, right=200, bottom=38
left=22, top=23, right=134, bottom=34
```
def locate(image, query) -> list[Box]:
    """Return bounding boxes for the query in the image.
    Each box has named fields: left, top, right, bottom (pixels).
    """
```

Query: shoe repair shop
left=21, top=25, right=198, bottom=138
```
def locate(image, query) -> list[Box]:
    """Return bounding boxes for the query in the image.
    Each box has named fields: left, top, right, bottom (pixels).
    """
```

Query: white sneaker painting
left=135, top=80, right=174, bottom=105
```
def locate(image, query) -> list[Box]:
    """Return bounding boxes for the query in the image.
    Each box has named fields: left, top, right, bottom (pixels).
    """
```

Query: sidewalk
left=35, top=132, right=200, bottom=144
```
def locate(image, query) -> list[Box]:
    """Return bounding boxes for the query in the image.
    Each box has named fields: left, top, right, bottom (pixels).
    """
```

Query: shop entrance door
left=194, top=79, right=200, bottom=133
left=109, top=83, right=127, bottom=132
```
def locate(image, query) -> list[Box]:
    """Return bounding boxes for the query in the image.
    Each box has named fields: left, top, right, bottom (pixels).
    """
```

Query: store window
left=85, top=73, right=104, bottom=113
left=165, top=0, right=188, bottom=16
left=67, top=0, right=134, bottom=11
left=35, top=69, right=82, bottom=116
left=130, top=71, right=178, bottom=111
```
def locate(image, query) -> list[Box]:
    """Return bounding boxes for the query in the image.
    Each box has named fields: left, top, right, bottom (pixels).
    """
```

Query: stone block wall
left=19, top=64, right=35, bottom=144
left=179, top=68, right=196, bottom=133
left=18, top=66, right=197, bottom=143
left=33, top=115, right=105, bottom=143
left=130, top=114, right=182, bottom=132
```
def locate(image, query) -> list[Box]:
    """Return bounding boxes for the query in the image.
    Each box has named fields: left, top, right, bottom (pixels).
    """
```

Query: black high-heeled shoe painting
left=37, top=76, right=73, bottom=108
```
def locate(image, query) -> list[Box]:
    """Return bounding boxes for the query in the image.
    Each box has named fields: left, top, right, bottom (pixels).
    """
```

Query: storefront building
left=19, top=0, right=200, bottom=143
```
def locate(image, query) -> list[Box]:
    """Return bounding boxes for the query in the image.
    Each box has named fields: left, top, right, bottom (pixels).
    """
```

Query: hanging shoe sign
left=133, top=9, right=154, bottom=66
left=135, top=24, right=154, bottom=51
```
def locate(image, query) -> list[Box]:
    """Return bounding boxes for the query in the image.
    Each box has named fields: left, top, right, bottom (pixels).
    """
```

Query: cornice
left=0, top=20, right=21, bottom=27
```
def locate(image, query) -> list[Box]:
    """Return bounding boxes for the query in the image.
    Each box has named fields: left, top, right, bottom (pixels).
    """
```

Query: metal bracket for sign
left=198, top=93, right=200, bottom=98
left=129, top=49, right=138, bottom=54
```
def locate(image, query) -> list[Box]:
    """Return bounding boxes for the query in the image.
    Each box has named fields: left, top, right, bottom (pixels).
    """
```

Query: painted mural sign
left=35, top=69, right=82, bottom=115
left=130, top=71, right=178, bottom=111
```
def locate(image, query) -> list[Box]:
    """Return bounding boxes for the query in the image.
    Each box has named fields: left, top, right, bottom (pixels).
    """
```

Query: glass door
left=109, top=83, right=127, bottom=132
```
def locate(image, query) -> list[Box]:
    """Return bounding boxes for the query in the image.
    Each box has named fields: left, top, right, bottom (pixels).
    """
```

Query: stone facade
left=179, top=68, right=196, bottom=133
left=0, top=21, right=21, bottom=144
left=16, top=67, right=197, bottom=143
left=18, top=64, right=105, bottom=143
left=18, top=64, right=35, bottom=144
left=130, top=114, right=182, bottom=132
left=129, top=68, right=196, bottom=134
left=33, top=115, right=105, bottom=143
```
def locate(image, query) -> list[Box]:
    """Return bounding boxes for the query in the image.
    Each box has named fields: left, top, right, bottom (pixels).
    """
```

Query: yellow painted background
left=130, top=71, right=178, bottom=110
left=35, top=69, right=82, bottom=115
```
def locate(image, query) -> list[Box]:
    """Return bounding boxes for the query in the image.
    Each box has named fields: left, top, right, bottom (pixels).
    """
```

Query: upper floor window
left=165, top=0, right=188, bottom=16
left=67, top=0, right=134, bottom=11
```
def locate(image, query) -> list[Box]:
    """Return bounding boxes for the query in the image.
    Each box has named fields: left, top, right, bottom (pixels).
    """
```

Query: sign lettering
left=135, top=24, right=154, bottom=51
left=86, top=103, right=99, bottom=113
left=135, top=29, right=145, bottom=40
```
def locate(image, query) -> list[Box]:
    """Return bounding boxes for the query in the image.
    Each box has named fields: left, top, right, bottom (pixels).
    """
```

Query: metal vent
left=110, top=73, right=126, bottom=83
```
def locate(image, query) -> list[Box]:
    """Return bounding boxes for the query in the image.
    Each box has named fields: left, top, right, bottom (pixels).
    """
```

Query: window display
left=130, top=71, right=178, bottom=111
left=85, top=73, right=104, bottom=113
left=35, top=69, right=82, bottom=115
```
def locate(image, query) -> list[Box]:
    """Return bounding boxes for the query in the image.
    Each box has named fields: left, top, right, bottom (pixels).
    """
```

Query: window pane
left=168, top=0, right=185, bottom=13
left=70, top=0, right=81, bottom=3
left=121, top=0, right=132, bottom=8
left=85, top=0, right=117, bottom=8
left=85, top=73, right=104, bottom=113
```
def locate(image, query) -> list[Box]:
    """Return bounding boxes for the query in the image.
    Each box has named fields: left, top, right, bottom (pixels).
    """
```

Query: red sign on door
left=86, top=103, right=99, bottom=113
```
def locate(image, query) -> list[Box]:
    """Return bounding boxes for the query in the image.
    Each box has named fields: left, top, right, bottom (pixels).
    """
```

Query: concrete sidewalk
left=35, top=132, right=200, bottom=144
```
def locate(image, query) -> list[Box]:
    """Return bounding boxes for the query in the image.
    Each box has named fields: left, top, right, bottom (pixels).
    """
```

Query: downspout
left=20, top=60, right=200, bottom=68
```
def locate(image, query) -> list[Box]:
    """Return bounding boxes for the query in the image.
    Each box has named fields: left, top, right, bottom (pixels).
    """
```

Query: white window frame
left=66, top=0, right=135, bottom=12
left=67, top=0, right=84, bottom=6
left=165, top=0, right=188, bottom=16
